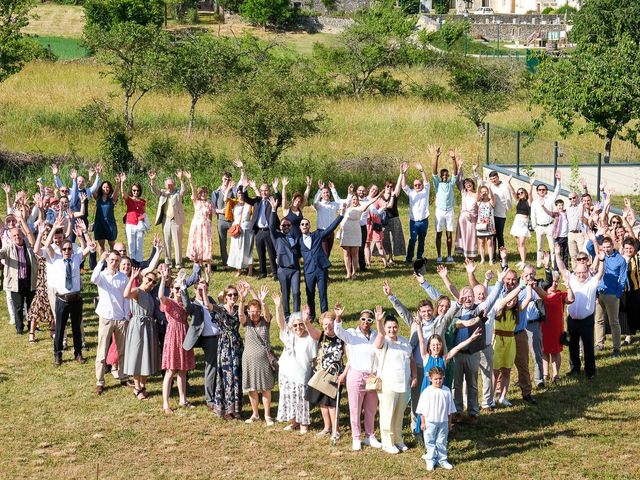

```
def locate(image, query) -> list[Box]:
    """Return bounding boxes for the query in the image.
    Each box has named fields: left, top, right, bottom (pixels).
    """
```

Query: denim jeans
left=423, top=420, right=449, bottom=464
left=406, top=218, right=428, bottom=262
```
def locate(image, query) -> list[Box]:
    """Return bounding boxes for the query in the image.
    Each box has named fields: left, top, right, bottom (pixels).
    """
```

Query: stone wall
left=469, top=22, right=564, bottom=42
left=293, top=15, right=354, bottom=33
left=295, top=0, right=372, bottom=14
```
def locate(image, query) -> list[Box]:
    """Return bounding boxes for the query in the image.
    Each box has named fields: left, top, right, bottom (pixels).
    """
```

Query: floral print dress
left=213, top=305, right=244, bottom=417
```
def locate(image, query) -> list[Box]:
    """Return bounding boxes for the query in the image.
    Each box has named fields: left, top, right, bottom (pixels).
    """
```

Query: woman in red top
left=536, top=269, right=574, bottom=383
left=119, top=173, right=148, bottom=263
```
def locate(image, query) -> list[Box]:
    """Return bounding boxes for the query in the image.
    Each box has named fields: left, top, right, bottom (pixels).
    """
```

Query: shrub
left=541, top=7, right=554, bottom=14
left=366, top=71, right=403, bottom=97
left=84, top=0, right=165, bottom=30
left=239, top=0, right=292, bottom=29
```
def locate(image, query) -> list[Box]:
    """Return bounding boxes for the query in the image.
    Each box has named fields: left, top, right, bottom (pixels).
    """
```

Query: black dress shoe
left=76, top=355, right=87, bottom=364
left=566, top=370, right=580, bottom=377
left=522, top=394, right=537, bottom=405
left=257, top=274, right=267, bottom=279
left=53, top=357, right=62, bottom=367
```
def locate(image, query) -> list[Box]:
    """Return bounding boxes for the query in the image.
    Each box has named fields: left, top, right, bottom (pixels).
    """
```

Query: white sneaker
left=364, top=436, right=382, bottom=449
left=265, top=417, right=275, bottom=426
left=244, top=415, right=259, bottom=424
left=352, top=439, right=362, bottom=451
left=383, top=445, right=400, bottom=454
left=425, top=461, right=435, bottom=471
left=445, top=256, right=454, bottom=263
left=499, top=398, right=512, bottom=407
left=316, top=429, right=331, bottom=437
left=436, top=256, right=443, bottom=263
left=438, top=460, right=453, bottom=470
left=395, top=443, right=409, bottom=452
left=421, top=453, right=428, bottom=460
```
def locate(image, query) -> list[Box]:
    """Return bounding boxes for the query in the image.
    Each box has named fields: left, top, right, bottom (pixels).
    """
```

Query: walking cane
left=332, top=381, right=341, bottom=447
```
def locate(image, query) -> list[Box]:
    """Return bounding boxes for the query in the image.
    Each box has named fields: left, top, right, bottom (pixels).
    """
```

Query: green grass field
left=34, top=36, right=89, bottom=60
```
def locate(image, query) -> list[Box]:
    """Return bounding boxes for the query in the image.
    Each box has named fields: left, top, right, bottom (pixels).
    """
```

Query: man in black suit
left=268, top=200, right=300, bottom=318
left=247, top=181, right=281, bottom=279
left=298, top=205, right=345, bottom=321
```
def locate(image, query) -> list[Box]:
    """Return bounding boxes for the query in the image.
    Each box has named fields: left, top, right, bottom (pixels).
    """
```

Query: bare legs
left=542, top=353, right=561, bottom=381
left=247, top=390, right=272, bottom=421
left=342, top=246, right=359, bottom=279
left=162, top=369, right=190, bottom=412
left=494, top=367, right=511, bottom=405
left=367, top=241, right=387, bottom=267
left=133, top=375, right=148, bottom=400
left=320, top=405, right=338, bottom=436
left=478, top=237, right=495, bottom=265
left=517, top=236, right=527, bottom=265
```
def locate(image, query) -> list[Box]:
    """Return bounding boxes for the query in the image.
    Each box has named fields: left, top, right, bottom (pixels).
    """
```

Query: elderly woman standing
left=373, top=305, right=417, bottom=454
left=334, top=306, right=382, bottom=451
left=124, top=267, right=160, bottom=400
left=275, top=298, right=317, bottom=434
left=213, top=284, right=244, bottom=419
left=304, top=309, right=346, bottom=439
left=238, top=282, right=275, bottom=426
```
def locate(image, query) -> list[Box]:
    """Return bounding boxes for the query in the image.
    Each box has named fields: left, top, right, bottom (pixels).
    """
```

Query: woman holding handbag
left=475, top=183, right=496, bottom=265
left=373, top=305, right=417, bottom=455
left=226, top=186, right=254, bottom=277
left=237, top=281, right=276, bottom=426
left=304, top=308, right=346, bottom=440
left=334, top=306, right=383, bottom=451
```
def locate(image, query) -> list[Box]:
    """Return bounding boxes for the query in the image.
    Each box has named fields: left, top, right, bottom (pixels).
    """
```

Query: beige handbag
left=307, top=341, right=339, bottom=398
left=365, top=344, right=387, bottom=392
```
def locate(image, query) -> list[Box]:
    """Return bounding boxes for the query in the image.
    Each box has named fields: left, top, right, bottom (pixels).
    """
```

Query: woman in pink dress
left=366, top=195, right=389, bottom=268
left=455, top=161, right=479, bottom=259
left=186, top=172, right=214, bottom=279
left=159, top=264, right=196, bottom=414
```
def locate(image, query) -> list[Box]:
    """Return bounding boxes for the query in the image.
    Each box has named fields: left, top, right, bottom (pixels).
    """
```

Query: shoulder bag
left=365, top=343, right=387, bottom=392
left=254, top=321, right=278, bottom=372
left=307, top=339, right=339, bottom=398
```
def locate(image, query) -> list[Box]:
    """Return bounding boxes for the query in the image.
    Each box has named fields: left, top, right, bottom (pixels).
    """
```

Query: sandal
left=179, top=401, right=195, bottom=409
left=244, top=415, right=260, bottom=424
left=133, top=388, right=148, bottom=401
left=163, top=407, right=174, bottom=415
left=28, top=333, right=36, bottom=343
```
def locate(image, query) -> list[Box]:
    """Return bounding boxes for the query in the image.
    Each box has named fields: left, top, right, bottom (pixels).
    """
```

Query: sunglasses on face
left=291, top=323, right=304, bottom=328
left=611, top=221, right=621, bottom=224
left=576, top=257, right=588, bottom=261
left=360, top=317, right=374, bottom=324
left=568, top=196, right=577, bottom=200
left=537, top=188, right=547, bottom=192
left=145, top=276, right=156, bottom=283
left=131, top=189, right=140, bottom=193
left=227, top=292, right=238, bottom=297
left=61, top=247, right=73, bottom=252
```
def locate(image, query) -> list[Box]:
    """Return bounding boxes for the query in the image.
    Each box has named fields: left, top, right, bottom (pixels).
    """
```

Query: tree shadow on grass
left=452, top=355, right=640, bottom=461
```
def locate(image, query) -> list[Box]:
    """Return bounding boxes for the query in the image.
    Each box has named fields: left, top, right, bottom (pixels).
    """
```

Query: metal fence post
left=516, top=131, right=521, bottom=176
left=485, top=123, right=490, bottom=165
left=596, top=153, right=602, bottom=202
left=553, top=141, right=559, bottom=188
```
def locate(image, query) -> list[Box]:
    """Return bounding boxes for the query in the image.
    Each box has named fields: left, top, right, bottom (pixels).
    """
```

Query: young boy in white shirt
left=416, top=366, right=457, bottom=471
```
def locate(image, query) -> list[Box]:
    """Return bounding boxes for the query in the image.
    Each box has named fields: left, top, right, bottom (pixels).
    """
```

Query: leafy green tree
left=534, top=35, right=640, bottom=163
left=219, top=0, right=244, bottom=13
left=446, top=56, right=522, bottom=135
left=0, top=0, right=36, bottom=83
left=313, top=0, right=415, bottom=98
left=165, top=32, right=243, bottom=133
left=84, top=22, right=169, bottom=130
left=218, top=59, right=324, bottom=175
left=239, top=0, right=291, bottom=30
left=570, top=0, right=640, bottom=46
left=84, top=0, right=164, bottom=30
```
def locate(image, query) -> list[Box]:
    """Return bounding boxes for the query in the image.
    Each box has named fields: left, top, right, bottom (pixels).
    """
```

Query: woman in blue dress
left=93, top=176, right=120, bottom=254
left=213, top=284, right=244, bottom=419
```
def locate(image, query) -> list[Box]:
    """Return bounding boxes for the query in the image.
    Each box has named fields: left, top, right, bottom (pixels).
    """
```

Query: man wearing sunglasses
left=530, top=170, right=562, bottom=268
left=269, top=198, right=300, bottom=318
left=44, top=233, right=95, bottom=367
left=399, top=160, right=431, bottom=264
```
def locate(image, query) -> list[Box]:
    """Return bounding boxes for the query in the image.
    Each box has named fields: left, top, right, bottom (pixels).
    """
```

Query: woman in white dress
left=508, top=177, right=533, bottom=269
left=226, top=187, right=254, bottom=276
left=339, top=192, right=381, bottom=280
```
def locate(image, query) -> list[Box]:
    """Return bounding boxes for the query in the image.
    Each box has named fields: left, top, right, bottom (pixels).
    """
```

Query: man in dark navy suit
left=297, top=205, right=345, bottom=321
left=247, top=181, right=281, bottom=279
left=268, top=199, right=300, bottom=318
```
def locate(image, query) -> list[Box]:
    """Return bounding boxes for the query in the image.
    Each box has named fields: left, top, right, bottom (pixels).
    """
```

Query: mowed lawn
left=1, top=202, right=639, bottom=479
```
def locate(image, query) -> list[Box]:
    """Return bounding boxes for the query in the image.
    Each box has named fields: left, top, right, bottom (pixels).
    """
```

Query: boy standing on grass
left=416, top=366, right=456, bottom=471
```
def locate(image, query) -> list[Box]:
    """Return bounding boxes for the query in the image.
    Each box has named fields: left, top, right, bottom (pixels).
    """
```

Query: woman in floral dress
left=213, top=284, right=244, bottom=419
left=476, top=184, right=496, bottom=265
left=27, top=222, right=55, bottom=342
left=159, top=264, right=196, bottom=414
left=186, top=172, right=214, bottom=279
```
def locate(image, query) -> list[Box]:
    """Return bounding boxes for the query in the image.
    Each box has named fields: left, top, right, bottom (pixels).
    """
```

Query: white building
left=490, top=0, right=581, bottom=14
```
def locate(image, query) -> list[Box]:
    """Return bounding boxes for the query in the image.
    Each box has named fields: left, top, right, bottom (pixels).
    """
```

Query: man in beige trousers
left=149, top=170, right=186, bottom=268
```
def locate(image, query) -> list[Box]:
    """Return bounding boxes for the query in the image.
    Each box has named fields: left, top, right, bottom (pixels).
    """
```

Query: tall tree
left=0, top=0, right=36, bottom=83
left=165, top=32, right=243, bottom=133
left=570, top=0, right=640, bottom=46
left=446, top=56, right=522, bottom=135
left=218, top=59, right=324, bottom=175
left=534, top=35, right=640, bottom=163
left=84, top=22, right=169, bottom=130
left=239, top=0, right=291, bottom=30
left=313, top=0, right=415, bottom=98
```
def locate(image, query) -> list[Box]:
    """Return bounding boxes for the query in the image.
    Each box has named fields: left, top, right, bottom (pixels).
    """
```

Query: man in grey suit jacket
left=182, top=280, right=222, bottom=412
left=149, top=170, right=186, bottom=268
left=268, top=201, right=300, bottom=317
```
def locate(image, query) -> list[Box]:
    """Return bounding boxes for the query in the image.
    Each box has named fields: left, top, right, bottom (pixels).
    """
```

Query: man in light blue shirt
left=432, top=148, right=459, bottom=263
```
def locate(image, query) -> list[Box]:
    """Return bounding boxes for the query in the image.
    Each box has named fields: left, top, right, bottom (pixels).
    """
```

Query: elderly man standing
left=0, top=226, right=38, bottom=335
left=557, top=246, right=605, bottom=378
left=149, top=170, right=186, bottom=268
left=595, top=236, right=627, bottom=357
left=432, top=148, right=459, bottom=263
left=530, top=171, right=561, bottom=268
left=399, top=160, right=431, bottom=264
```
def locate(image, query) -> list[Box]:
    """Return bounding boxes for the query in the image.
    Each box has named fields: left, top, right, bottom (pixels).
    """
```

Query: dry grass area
left=24, top=4, right=86, bottom=38
left=1, top=203, right=640, bottom=479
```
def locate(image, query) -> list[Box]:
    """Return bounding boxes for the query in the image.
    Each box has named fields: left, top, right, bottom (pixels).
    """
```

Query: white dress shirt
left=334, top=322, right=378, bottom=372
left=91, top=261, right=129, bottom=320
left=302, top=234, right=312, bottom=250
left=402, top=185, right=431, bottom=221
left=568, top=274, right=599, bottom=319
left=49, top=252, right=83, bottom=294
left=490, top=182, right=512, bottom=218
left=313, top=188, right=343, bottom=230
left=194, top=299, right=220, bottom=336
left=531, top=182, right=561, bottom=227
left=566, top=204, right=584, bottom=232
left=377, top=336, right=412, bottom=393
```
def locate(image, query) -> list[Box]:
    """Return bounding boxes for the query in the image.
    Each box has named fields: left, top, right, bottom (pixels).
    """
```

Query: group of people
left=1, top=156, right=639, bottom=471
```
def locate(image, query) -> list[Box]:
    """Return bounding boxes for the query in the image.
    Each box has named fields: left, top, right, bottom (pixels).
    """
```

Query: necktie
left=65, top=259, right=73, bottom=291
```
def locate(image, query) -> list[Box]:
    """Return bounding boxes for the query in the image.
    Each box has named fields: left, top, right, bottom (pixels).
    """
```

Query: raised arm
left=237, top=281, right=248, bottom=326
left=465, top=258, right=481, bottom=288
left=446, top=327, right=482, bottom=361
left=120, top=173, right=129, bottom=202
left=302, top=304, right=322, bottom=341
left=303, top=176, right=312, bottom=205
left=258, top=285, right=272, bottom=323
left=449, top=149, right=459, bottom=177
left=148, top=171, right=161, bottom=196
left=141, top=235, right=162, bottom=276
left=554, top=243, right=569, bottom=278
left=158, top=273, right=167, bottom=305
left=436, top=265, right=460, bottom=300
left=383, top=280, right=412, bottom=327
left=124, top=267, right=141, bottom=300
left=413, top=314, right=428, bottom=360
left=281, top=177, right=289, bottom=211
left=373, top=305, right=386, bottom=350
